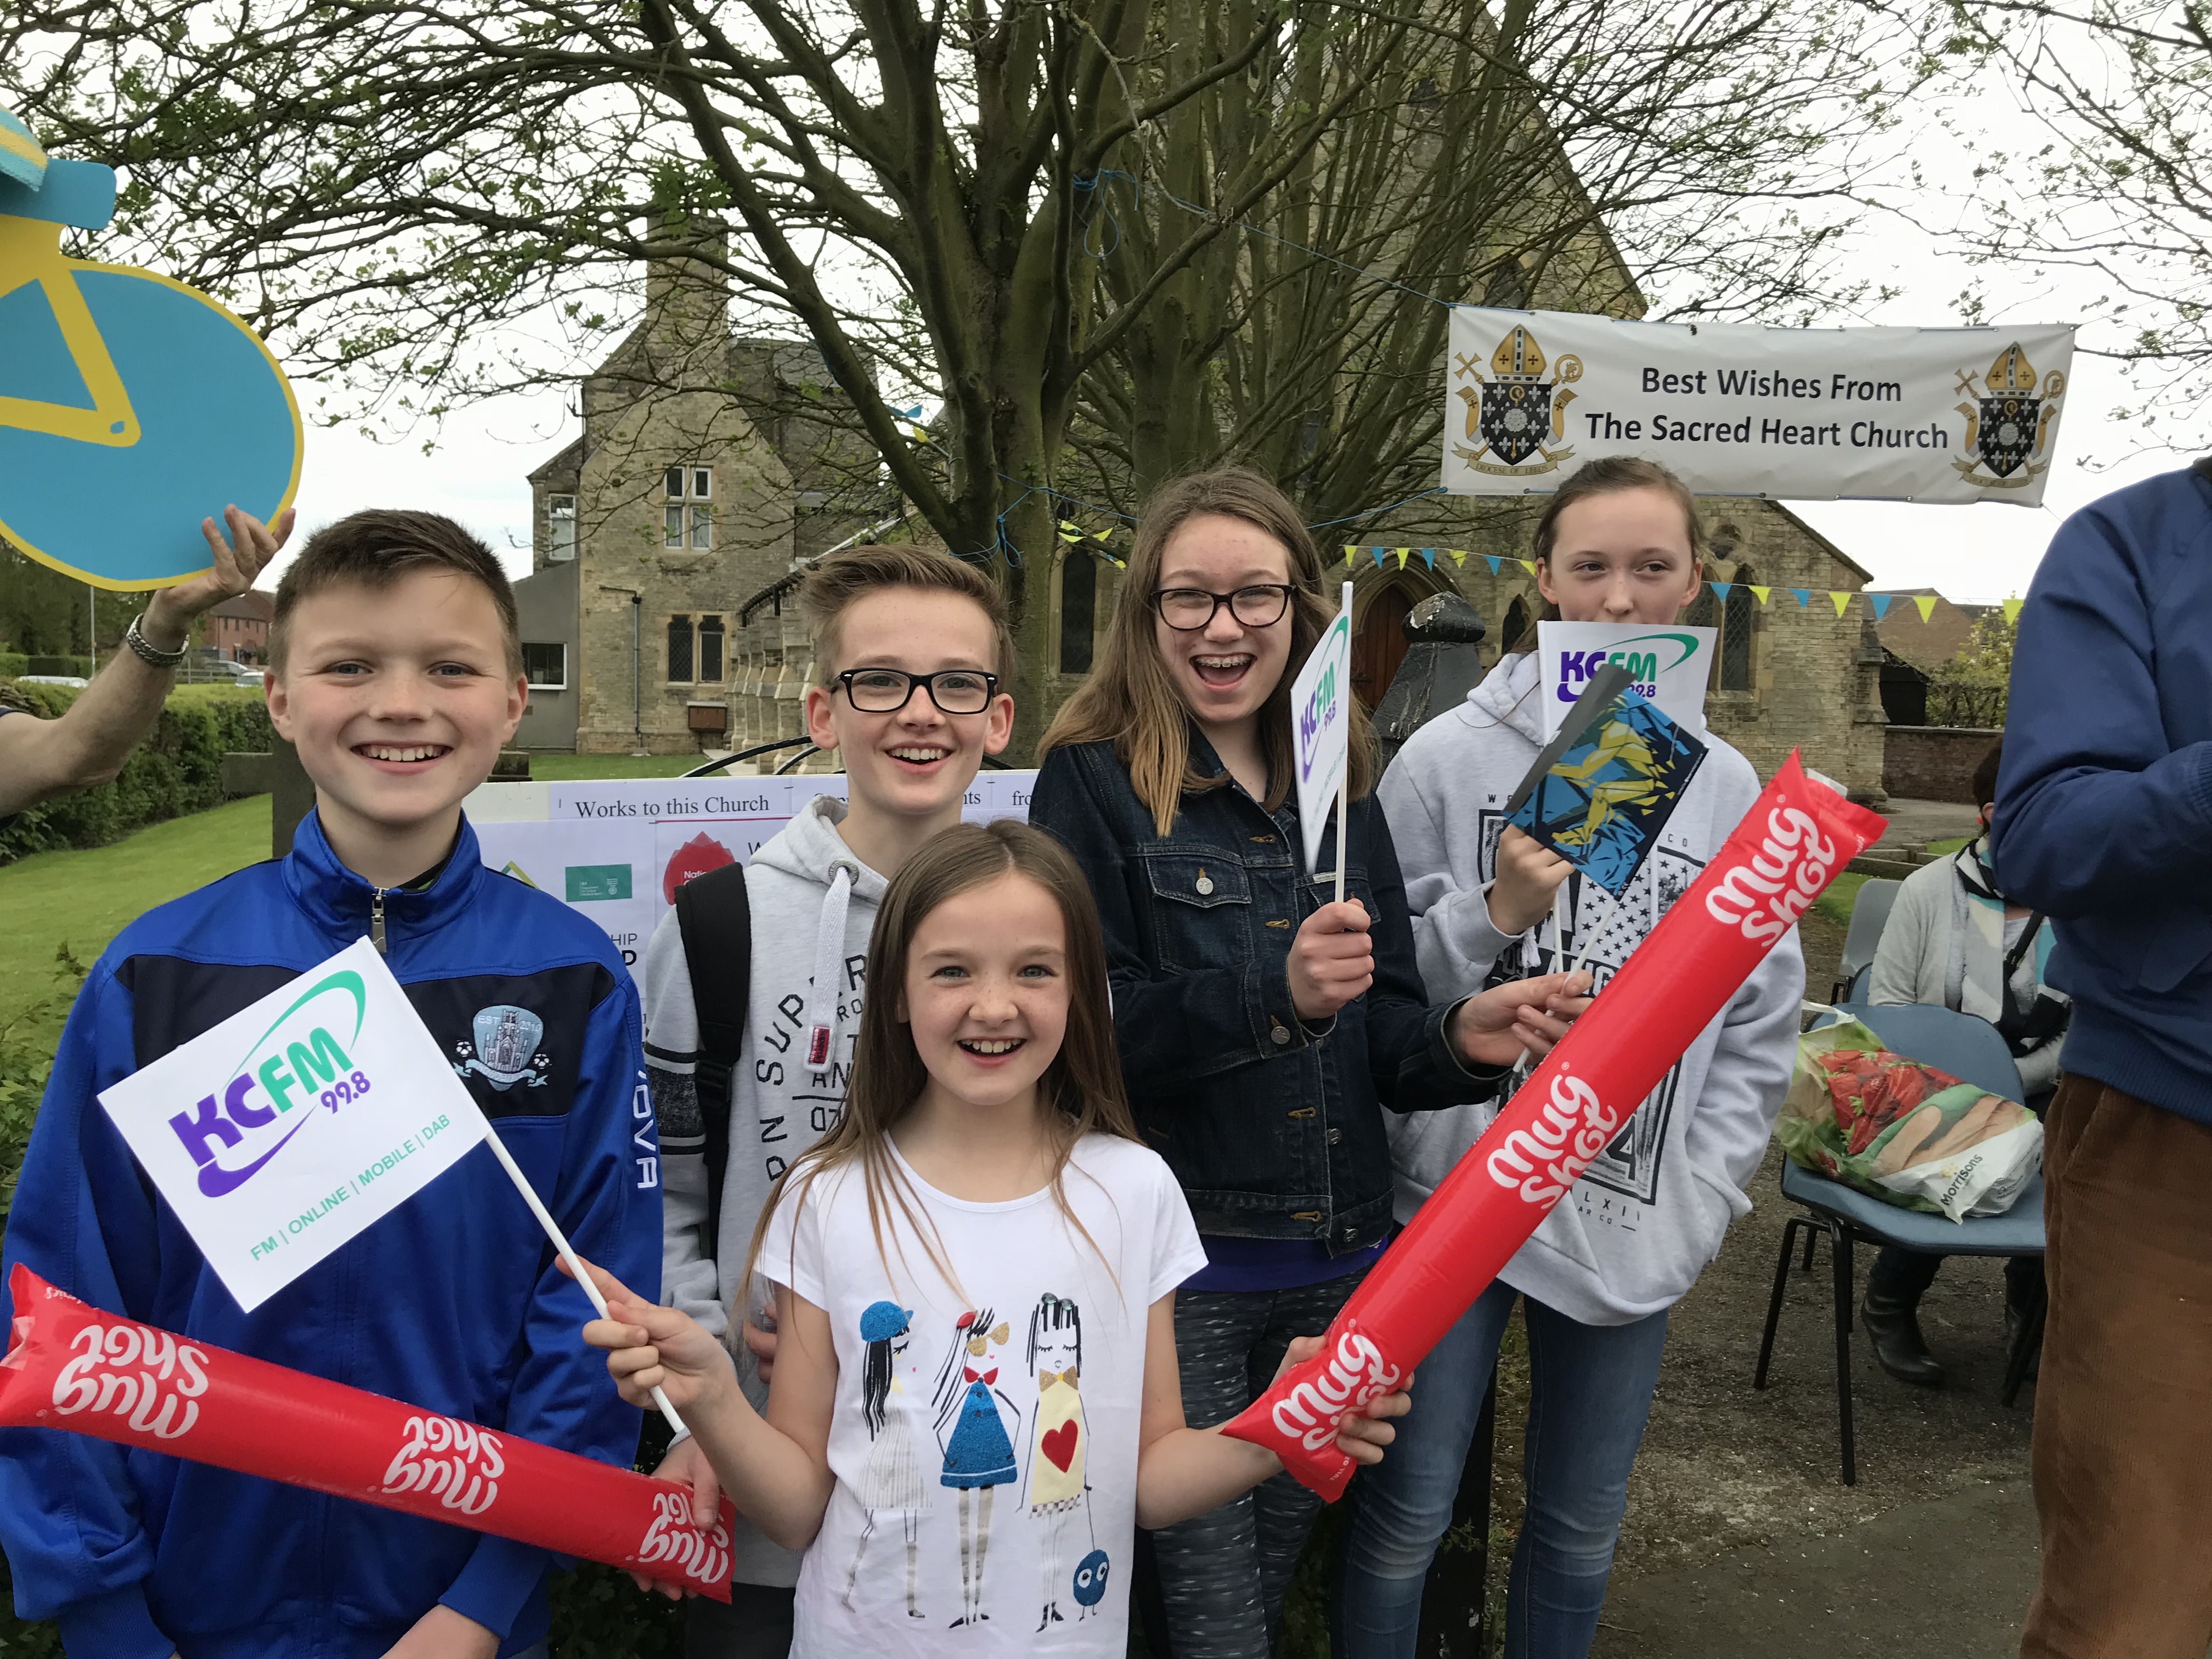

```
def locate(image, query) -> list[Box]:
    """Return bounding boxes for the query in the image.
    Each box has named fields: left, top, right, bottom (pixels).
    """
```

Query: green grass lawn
left=0, top=795, right=274, bottom=1043
left=0, top=763, right=709, bottom=1029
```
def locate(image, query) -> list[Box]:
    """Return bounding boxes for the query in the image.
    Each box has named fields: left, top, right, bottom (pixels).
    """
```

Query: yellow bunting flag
left=1448, top=549, right=1468, bottom=566
left=1345, top=544, right=1357, bottom=568
left=1748, top=585, right=1770, bottom=605
left=1395, top=548, right=1411, bottom=569
left=1829, top=591, right=1853, bottom=618
left=2002, top=597, right=2023, bottom=625
left=1914, top=595, right=1938, bottom=622
left=1517, top=559, right=1537, bottom=575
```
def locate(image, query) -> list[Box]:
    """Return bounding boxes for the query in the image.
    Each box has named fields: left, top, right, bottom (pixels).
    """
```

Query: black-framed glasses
left=1149, top=584, right=1296, bottom=631
left=835, top=667, right=1000, bottom=715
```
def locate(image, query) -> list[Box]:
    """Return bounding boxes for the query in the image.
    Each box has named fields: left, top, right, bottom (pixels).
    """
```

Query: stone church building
left=517, top=231, right=1887, bottom=797
left=509, top=249, right=881, bottom=755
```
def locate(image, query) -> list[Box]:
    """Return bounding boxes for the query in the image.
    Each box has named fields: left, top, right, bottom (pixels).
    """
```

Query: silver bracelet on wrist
left=123, top=612, right=189, bottom=669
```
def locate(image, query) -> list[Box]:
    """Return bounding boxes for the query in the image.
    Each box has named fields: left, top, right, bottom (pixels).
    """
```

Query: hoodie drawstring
left=802, top=862, right=859, bottom=1073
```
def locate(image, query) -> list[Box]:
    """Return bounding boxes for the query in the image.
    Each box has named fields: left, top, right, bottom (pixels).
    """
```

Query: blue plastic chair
left=1831, top=878, right=1901, bottom=1003
left=1754, top=1002, right=2045, bottom=1484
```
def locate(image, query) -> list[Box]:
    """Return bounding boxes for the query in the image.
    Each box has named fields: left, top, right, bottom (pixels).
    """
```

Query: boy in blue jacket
left=1993, top=458, right=2212, bottom=1659
left=0, top=510, right=661, bottom=1659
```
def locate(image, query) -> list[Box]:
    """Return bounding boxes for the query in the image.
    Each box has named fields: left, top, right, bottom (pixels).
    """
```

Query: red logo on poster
left=662, top=833, right=736, bottom=904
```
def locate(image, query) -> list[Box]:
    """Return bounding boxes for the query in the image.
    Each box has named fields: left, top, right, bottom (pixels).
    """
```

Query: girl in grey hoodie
left=1335, top=459, right=1803, bottom=1659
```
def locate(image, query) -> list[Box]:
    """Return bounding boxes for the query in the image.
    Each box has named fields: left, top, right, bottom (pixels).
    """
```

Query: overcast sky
left=274, top=50, right=2194, bottom=608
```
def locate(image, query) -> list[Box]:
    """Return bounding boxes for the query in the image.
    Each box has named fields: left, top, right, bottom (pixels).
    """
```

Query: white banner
left=465, top=770, right=1039, bottom=966
left=1290, top=587, right=1354, bottom=877
left=1443, top=309, right=2075, bottom=505
left=98, top=940, right=490, bottom=1312
left=1537, top=622, right=1715, bottom=739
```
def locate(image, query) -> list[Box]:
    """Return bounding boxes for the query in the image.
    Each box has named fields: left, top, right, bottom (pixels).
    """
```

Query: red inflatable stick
left=0, top=1265, right=736, bottom=1600
left=1224, top=754, right=1884, bottom=1498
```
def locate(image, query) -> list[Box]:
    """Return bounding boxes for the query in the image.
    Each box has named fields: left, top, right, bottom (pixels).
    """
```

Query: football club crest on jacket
left=1453, top=323, right=1581, bottom=477
left=453, top=1005, right=552, bottom=1091
left=1953, top=341, right=2064, bottom=490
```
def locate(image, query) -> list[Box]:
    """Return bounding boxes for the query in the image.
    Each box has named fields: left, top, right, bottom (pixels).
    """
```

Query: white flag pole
left=477, top=1126, right=689, bottom=1438
left=1570, top=885, right=1628, bottom=980
left=1334, top=580, right=1353, bottom=905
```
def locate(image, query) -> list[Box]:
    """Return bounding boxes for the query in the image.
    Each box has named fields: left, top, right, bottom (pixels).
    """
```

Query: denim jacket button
left=1196, top=872, right=1215, bottom=895
left=1269, top=1021, right=1290, bottom=1046
left=1327, top=1126, right=1342, bottom=1145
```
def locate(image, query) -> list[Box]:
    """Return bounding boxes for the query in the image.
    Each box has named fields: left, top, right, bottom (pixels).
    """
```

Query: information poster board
left=465, top=771, right=1039, bottom=966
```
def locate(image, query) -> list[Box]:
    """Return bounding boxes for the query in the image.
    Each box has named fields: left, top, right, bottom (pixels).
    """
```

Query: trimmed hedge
left=0, top=654, right=26, bottom=680
left=0, top=681, right=274, bottom=864
left=23, top=656, right=91, bottom=679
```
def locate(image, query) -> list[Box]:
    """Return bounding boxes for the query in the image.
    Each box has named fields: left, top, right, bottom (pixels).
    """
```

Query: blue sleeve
left=1992, top=498, right=2212, bottom=913
left=0, top=966, right=176, bottom=1659
left=438, top=972, right=660, bottom=1640
left=1028, top=747, right=1307, bottom=1088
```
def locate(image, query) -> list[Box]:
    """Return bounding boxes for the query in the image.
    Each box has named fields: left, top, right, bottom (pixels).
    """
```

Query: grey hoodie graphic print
left=1376, top=651, right=1804, bottom=1325
left=641, top=794, right=887, bottom=1587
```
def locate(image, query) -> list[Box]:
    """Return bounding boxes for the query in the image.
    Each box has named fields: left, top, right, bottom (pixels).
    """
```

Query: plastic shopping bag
left=1777, top=1010, right=2041, bottom=1221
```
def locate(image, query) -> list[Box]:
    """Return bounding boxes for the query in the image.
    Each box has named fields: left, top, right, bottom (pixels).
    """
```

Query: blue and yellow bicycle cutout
left=0, top=144, right=301, bottom=590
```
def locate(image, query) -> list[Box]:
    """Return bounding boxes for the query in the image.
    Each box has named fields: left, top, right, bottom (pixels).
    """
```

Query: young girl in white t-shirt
left=574, top=820, right=1410, bottom=1654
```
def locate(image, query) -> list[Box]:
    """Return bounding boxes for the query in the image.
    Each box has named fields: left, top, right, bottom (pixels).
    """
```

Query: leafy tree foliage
left=7, top=1, right=1909, bottom=742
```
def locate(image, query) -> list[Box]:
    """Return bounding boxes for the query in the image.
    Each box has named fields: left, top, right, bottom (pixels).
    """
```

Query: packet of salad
left=1777, top=1009, right=2042, bottom=1221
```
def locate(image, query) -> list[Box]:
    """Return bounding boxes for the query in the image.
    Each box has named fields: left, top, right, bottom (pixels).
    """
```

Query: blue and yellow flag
left=1508, top=685, right=1706, bottom=896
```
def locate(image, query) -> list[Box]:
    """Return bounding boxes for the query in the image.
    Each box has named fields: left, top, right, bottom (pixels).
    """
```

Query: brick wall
left=1883, top=725, right=2001, bottom=802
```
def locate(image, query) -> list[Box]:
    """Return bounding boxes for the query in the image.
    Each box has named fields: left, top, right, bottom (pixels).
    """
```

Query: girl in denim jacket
left=1030, top=467, right=1585, bottom=1658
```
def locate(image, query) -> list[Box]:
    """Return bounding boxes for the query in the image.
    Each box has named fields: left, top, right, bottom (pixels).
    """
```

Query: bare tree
left=1068, top=0, right=1906, bottom=541
left=5, top=0, right=1903, bottom=739
left=1903, top=1, right=2212, bottom=450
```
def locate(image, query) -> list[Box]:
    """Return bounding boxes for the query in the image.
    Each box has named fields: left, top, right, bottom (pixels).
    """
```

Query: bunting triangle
left=1790, top=588, right=1812, bottom=607
left=1485, top=555, right=1503, bottom=575
left=1914, top=595, right=1938, bottom=622
left=1869, top=594, right=1894, bottom=620
left=2002, top=597, right=2023, bottom=625
left=1420, top=548, right=1436, bottom=569
left=1711, top=582, right=1734, bottom=602
left=1448, top=549, right=1468, bottom=566
left=1344, top=544, right=1357, bottom=568
left=1372, top=547, right=1389, bottom=570
left=1829, top=591, right=1852, bottom=617
left=1394, top=548, right=1411, bottom=569
left=1749, top=585, right=1770, bottom=605
left=1517, top=559, right=1537, bottom=575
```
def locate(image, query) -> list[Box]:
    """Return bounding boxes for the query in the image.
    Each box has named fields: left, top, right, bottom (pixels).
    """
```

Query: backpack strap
left=674, top=862, right=752, bottom=1253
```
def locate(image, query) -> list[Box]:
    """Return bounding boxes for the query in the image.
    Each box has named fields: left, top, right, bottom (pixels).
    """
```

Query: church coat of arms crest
left=1453, top=324, right=1581, bottom=477
left=1954, top=341, right=2065, bottom=490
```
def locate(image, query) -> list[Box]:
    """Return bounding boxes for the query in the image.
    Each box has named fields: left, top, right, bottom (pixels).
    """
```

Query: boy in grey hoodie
left=637, top=546, right=1014, bottom=1654
left=1336, top=460, right=1802, bottom=1659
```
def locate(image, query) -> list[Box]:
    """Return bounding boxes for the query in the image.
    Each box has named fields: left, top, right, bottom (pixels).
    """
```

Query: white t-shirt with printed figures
left=758, top=1132, right=1206, bottom=1655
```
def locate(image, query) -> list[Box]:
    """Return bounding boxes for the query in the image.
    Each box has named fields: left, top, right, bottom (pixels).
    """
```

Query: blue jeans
left=1333, top=1278, right=1669, bottom=1659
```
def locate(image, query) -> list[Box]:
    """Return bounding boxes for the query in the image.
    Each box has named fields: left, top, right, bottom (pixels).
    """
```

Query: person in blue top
left=0, top=510, right=662, bottom=1659
left=1993, top=457, right=2212, bottom=1659
left=1029, top=467, right=1587, bottom=1659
